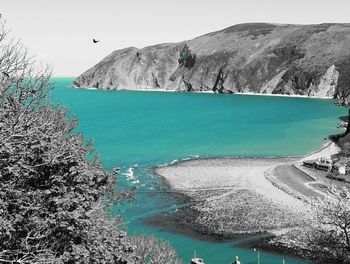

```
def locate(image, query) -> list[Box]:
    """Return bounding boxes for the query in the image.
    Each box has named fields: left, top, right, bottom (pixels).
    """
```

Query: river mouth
left=143, top=204, right=271, bottom=243
left=142, top=186, right=307, bottom=262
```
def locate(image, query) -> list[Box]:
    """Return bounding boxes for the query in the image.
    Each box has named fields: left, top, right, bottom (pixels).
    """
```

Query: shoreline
left=235, top=91, right=332, bottom=100
left=154, top=141, right=339, bottom=189
left=299, top=141, right=340, bottom=161
left=154, top=140, right=338, bottom=171
left=146, top=141, right=340, bottom=258
left=72, top=85, right=334, bottom=99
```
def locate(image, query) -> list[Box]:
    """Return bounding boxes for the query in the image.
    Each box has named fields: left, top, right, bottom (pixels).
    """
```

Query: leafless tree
left=289, top=187, right=350, bottom=264
left=130, top=236, right=183, bottom=264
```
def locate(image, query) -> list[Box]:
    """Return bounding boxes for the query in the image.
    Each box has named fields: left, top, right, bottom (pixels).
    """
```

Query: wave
left=170, top=159, right=178, bottom=165
left=123, top=167, right=135, bottom=180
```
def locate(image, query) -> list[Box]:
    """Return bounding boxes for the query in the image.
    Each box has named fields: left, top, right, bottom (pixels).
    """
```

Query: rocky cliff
left=73, top=23, right=350, bottom=102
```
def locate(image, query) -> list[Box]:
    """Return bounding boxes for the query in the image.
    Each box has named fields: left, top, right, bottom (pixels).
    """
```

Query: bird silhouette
left=2, top=72, right=9, bottom=78
left=93, top=39, right=100, bottom=43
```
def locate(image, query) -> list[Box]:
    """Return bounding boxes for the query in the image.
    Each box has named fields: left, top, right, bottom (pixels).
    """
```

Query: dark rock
left=345, top=109, right=350, bottom=135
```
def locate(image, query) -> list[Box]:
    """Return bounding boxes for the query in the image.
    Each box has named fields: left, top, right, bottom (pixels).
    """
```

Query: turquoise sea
left=51, top=78, right=347, bottom=264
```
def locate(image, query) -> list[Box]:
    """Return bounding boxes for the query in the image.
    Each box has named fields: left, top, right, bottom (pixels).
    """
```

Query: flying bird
left=2, top=72, right=9, bottom=78
left=93, top=39, right=100, bottom=43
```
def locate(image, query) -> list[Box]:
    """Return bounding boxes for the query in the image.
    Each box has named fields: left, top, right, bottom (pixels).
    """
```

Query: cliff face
left=73, top=23, right=350, bottom=101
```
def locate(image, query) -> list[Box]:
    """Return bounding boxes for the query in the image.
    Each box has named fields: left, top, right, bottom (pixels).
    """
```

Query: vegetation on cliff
left=178, top=44, right=196, bottom=69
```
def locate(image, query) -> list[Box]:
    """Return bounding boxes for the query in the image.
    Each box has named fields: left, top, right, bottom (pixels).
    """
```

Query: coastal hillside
left=73, top=23, right=350, bottom=103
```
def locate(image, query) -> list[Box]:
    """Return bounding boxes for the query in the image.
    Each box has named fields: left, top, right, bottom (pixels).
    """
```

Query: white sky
left=2, top=0, right=350, bottom=76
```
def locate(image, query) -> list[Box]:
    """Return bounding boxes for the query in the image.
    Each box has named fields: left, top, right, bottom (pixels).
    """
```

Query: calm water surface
left=51, top=78, right=346, bottom=264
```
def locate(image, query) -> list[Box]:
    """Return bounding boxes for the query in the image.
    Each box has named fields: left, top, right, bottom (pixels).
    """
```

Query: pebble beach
left=154, top=142, right=340, bottom=237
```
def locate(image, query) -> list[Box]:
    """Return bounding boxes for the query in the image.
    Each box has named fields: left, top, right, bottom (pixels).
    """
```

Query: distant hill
left=73, top=23, right=350, bottom=103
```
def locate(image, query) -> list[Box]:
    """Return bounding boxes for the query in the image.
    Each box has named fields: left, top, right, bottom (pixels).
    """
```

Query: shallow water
left=51, top=77, right=346, bottom=264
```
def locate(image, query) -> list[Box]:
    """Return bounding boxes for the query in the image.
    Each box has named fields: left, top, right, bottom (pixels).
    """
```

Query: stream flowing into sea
left=51, top=78, right=347, bottom=264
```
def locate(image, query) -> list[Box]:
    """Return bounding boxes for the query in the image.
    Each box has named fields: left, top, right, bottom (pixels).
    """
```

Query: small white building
left=339, top=166, right=346, bottom=175
left=333, top=162, right=347, bottom=175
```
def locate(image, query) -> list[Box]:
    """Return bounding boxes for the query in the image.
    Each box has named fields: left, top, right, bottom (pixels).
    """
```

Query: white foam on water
left=123, top=167, right=135, bottom=180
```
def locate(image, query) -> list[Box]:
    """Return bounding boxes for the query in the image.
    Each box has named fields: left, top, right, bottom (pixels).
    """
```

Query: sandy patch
left=156, top=158, right=306, bottom=213
left=300, top=142, right=340, bottom=161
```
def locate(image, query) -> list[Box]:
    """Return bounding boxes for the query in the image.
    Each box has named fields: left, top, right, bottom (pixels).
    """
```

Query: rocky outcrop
left=73, top=23, right=350, bottom=102
left=309, top=65, right=339, bottom=98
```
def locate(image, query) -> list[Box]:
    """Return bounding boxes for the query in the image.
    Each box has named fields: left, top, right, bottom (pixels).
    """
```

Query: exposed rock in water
left=345, top=109, right=350, bottom=135
left=73, top=23, right=350, bottom=103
